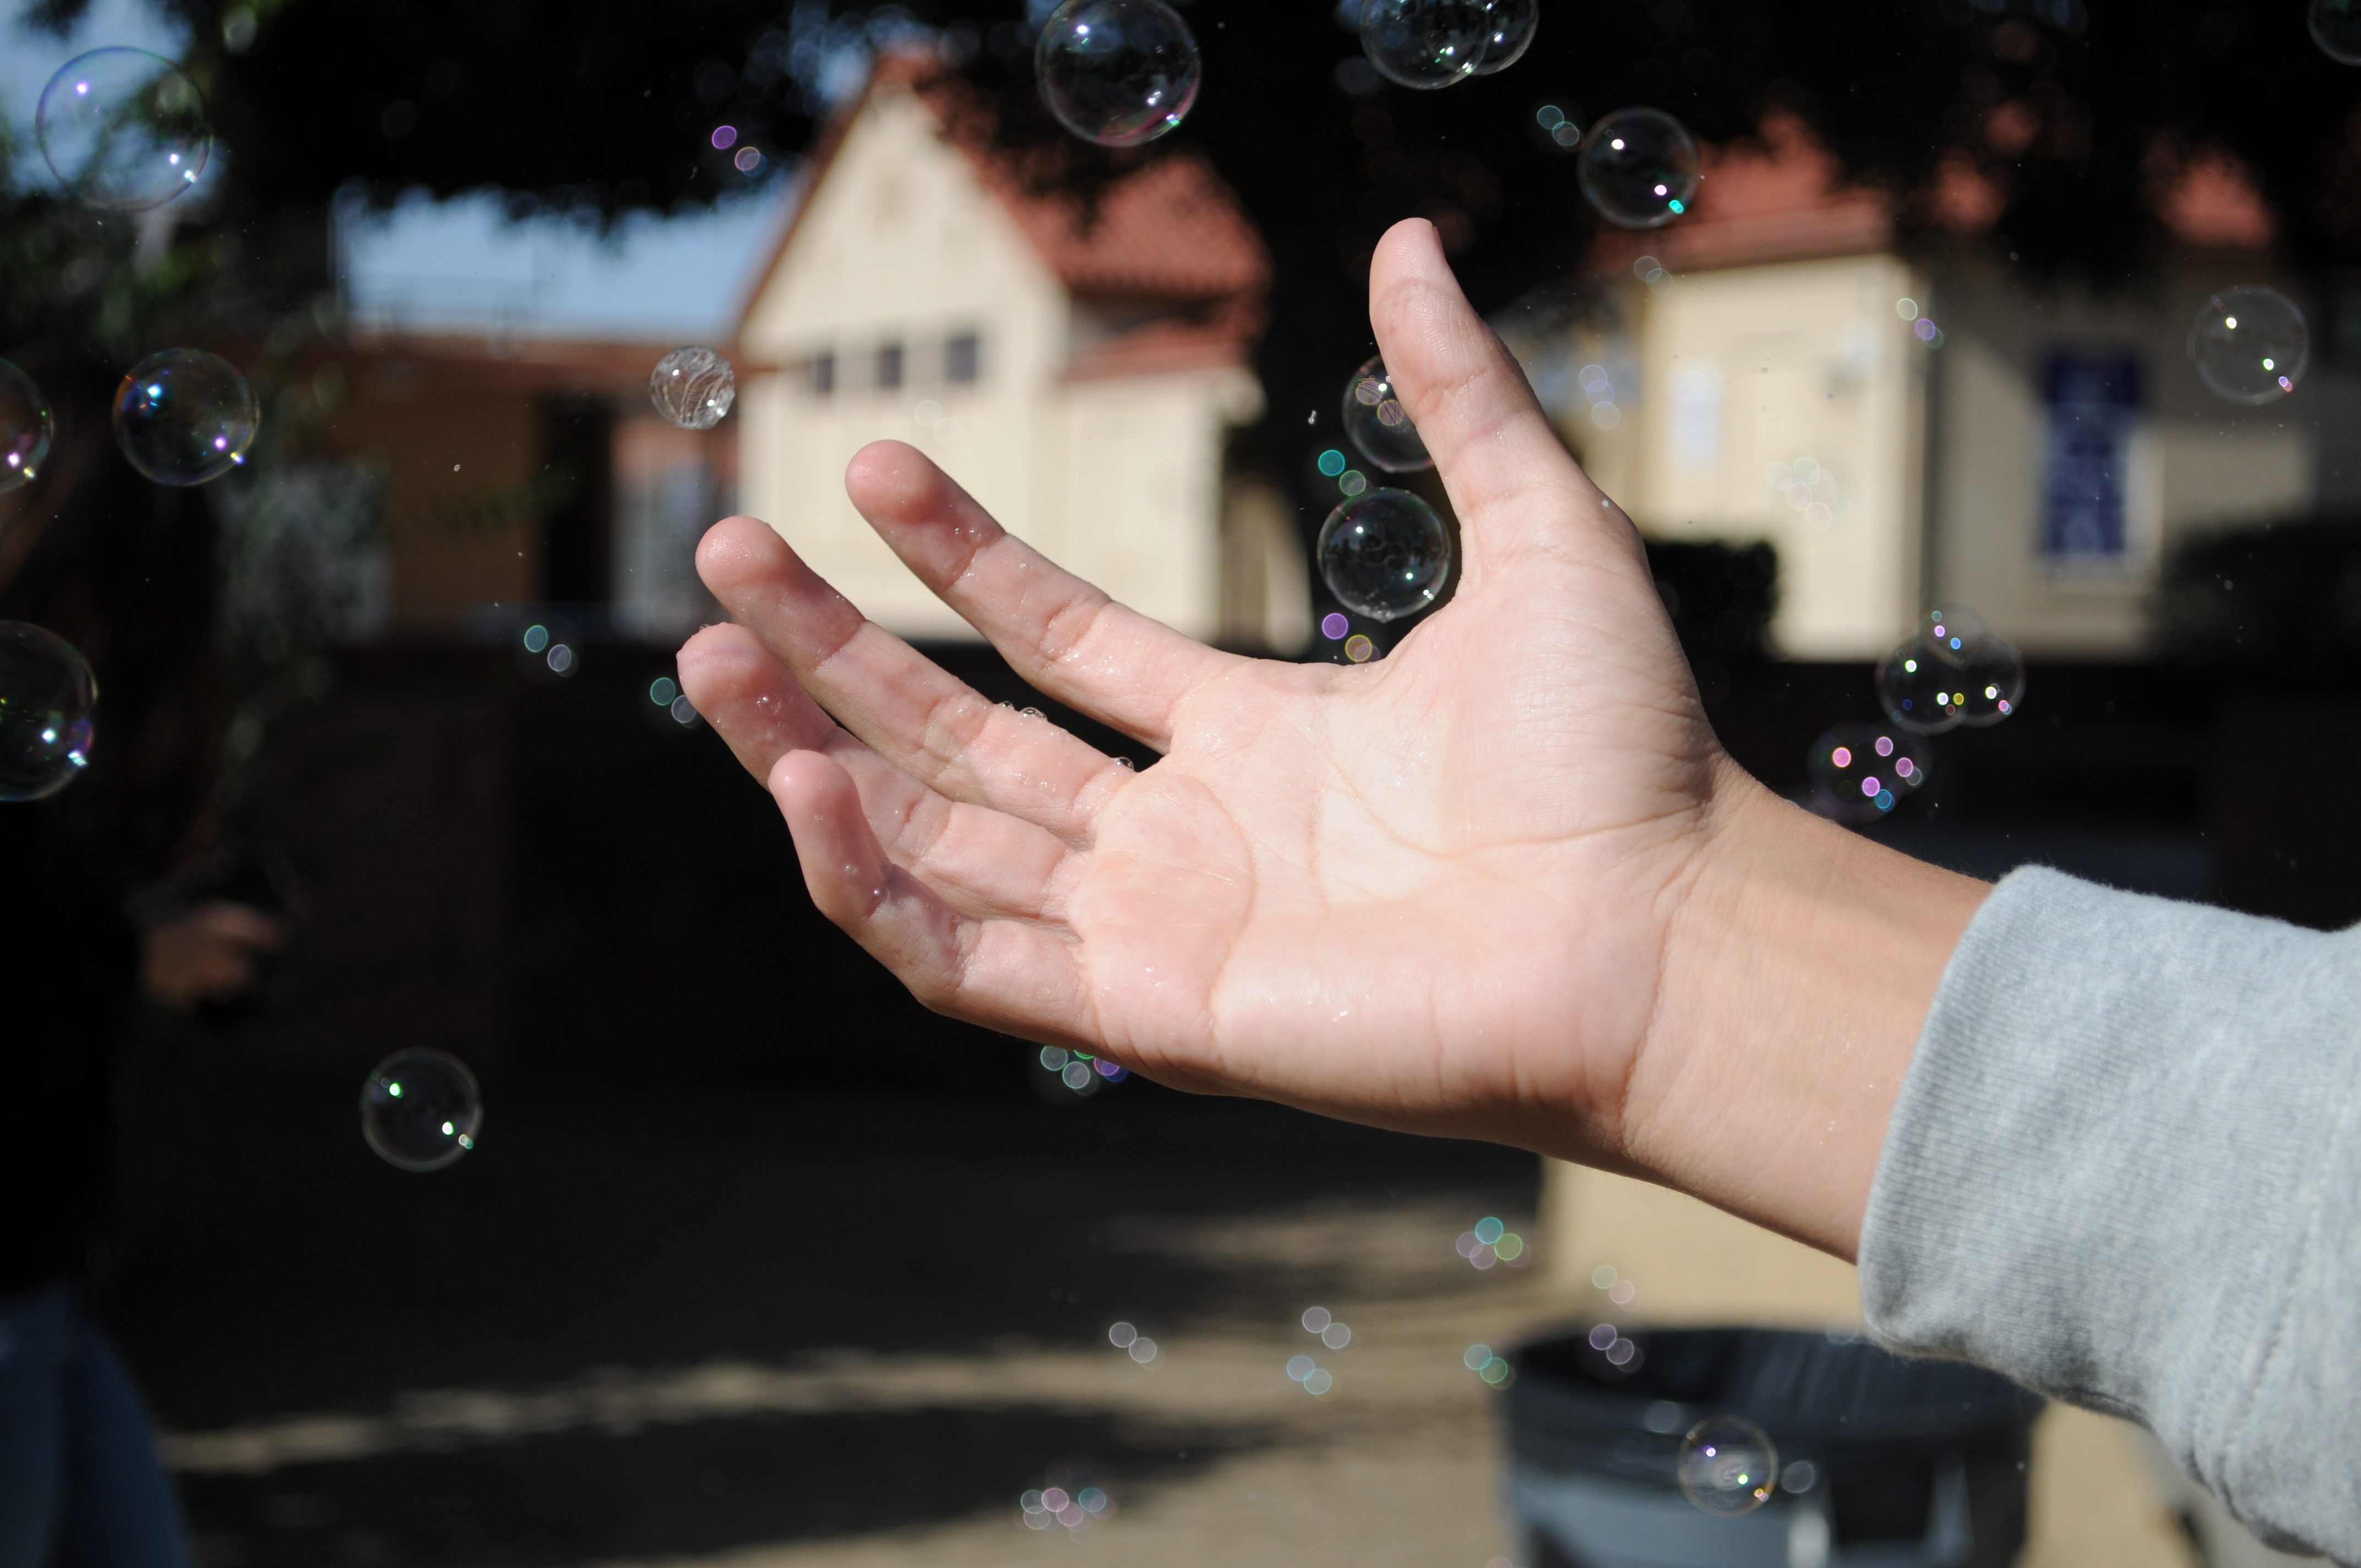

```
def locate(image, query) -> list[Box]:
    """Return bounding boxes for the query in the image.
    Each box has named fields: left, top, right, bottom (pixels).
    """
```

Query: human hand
left=681, top=220, right=1984, bottom=1256
left=140, top=900, right=285, bottom=1012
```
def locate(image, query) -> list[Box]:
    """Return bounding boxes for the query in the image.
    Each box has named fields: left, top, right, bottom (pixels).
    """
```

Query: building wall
left=1623, top=254, right=1930, bottom=660
left=736, top=84, right=1256, bottom=643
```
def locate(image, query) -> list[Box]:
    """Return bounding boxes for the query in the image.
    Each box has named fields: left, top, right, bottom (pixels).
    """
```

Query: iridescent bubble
left=1343, top=633, right=1377, bottom=663
left=36, top=48, right=210, bottom=211
left=1304, top=1368, right=1335, bottom=1395
left=1531, top=99, right=1585, bottom=154
left=1677, top=1415, right=1778, bottom=1517
left=1472, top=0, right=1538, bottom=73
left=1464, top=1343, right=1492, bottom=1370
left=111, top=349, right=258, bottom=486
left=1578, top=107, right=1701, bottom=230
left=1286, top=1354, right=1317, bottom=1381
left=1318, top=488, right=1451, bottom=622
left=1359, top=0, right=1489, bottom=89
left=359, top=1048, right=482, bottom=1172
left=1952, top=638, right=2027, bottom=728
left=1875, top=641, right=1963, bottom=734
left=2313, top=0, right=2361, bottom=63
left=1302, top=1306, right=1333, bottom=1332
left=1341, top=356, right=1432, bottom=473
left=1876, top=606, right=2025, bottom=734
left=0, top=622, right=97, bottom=802
left=1036, top=0, right=1201, bottom=148
left=2189, top=286, right=2309, bottom=405
left=649, top=346, right=736, bottom=430
left=0, top=359, right=55, bottom=496
left=1321, top=1321, right=1352, bottom=1349
left=1808, top=721, right=1929, bottom=826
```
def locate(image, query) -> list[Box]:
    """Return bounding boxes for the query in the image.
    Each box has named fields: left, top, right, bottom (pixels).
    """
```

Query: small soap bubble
left=1464, top=1343, right=1492, bottom=1370
left=650, top=346, right=736, bottom=429
left=1304, top=1368, right=1336, bottom=1395
left=1286, top=1354, right=1317, bottom=1381
left=1036, top=0, right=1200, bottom=147
left=1343, top=633, right=1377, bottom=663
left=0, top=359, right=55, bottom=494
left=112, top=350, right=258, bottom=486
left=1341, top=356, right=1432, bottom=473
left=1112, top=755, right=1135, bottom=771
left=1677, top=1415, right=1778, bottom=1517
left=1875, top=641, right=1963, bottom=734
left=2189, top=287, right=2309, bottom=405
left=1302, top=1306, right=1333, bottom=1333
left=1531, top=98, right=1586, bottom=154
left=1808, top=721, right=1929, bottom=826
left=2313, top=0, right=2361, bottom=62
left=1318, top=489, right=1451, bottom=622
left=1109, top=1321, right=1139, bottom=1348
left=1358, top=0, right=1489, bottom=88
left=0, top=622, right=98, bottom=802
left=1320, top=1321, right=1352, bottom=1349
left=1020, top=706, right=1046, bottom=720
left=359, top=1048, right=483, bottom=1172
left=1953, top=639, right=2026, bottom=727
left=1579, top=107, right=1701, bottom=229
left=1321, top=611, right=1351, bottom=640
left=37, top=48, right=211, bottom=211
left=1471, top=0, right=1538, bottom=73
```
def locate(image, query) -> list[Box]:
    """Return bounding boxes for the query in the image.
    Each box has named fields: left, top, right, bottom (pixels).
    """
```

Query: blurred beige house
left=732, top=56, right=1305, bottom=651
left=1520, top=111, right=2337, bottom=660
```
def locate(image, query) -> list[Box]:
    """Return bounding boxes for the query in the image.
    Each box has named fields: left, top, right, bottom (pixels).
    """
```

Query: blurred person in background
left=0, top=349, right=284, bottom=1568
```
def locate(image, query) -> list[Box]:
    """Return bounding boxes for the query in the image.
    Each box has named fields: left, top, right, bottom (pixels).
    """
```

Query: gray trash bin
left=1506, top=1327, right=2044, bottom=1568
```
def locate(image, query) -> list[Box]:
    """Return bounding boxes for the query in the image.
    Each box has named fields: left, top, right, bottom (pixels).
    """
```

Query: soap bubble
left=1876, top=606, right=2025, bottom=734
left=1318, top=489, right=1451, bottom=622
left=36, top=48, right=210, bottom=211
left=1579, top=107, right=1700, bottom=229
left=2189, top=287, right=2309, bottom=405
left=1951, top=639, right=2026, bottom=728
left=649, top=347, right=736, bottom=429
left=360, top=1048, right=482, bottom=1172
left=1341, top=356, right=1432, bottom=473
left=2312, top=0, right=2361, bottom=63
left=0, top=359, right=55, bottom=495
left=112, top=350, right=258, bottom=486
left=1358, top=0, right=1488, bottom=88
left=1036, top=0, right=1200, bottom=147
left=1472, top=0, right=1538, bottom=73
left=1808, top=721, right=1929, bottom=825
left=1677, top=1415, right=1777, bottom=1516
left=0, top=622, right=97, bottom=802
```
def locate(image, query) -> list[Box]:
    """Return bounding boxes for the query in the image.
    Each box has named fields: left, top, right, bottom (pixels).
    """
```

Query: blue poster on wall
left=2042, top=352, right=2143, bottom=565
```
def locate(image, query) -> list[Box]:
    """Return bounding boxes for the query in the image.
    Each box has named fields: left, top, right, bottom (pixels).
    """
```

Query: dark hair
left=0, top=344, right=227, bottom=880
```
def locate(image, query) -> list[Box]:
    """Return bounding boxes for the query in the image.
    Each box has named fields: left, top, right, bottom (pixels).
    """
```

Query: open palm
left=680, top=221, right=1758, bottom=1166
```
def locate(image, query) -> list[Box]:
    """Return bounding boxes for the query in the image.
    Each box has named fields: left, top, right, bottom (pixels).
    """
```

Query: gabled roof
left=736, top=51, right=1269, bottom=347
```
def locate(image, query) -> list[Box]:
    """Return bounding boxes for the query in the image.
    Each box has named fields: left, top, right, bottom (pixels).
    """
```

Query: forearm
left=1618, top=754, right=1988, bottom=1260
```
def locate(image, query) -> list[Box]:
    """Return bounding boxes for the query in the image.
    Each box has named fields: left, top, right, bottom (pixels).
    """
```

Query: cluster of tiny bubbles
left=2188, top=286, right=2309, bottom=405
left=520, top=623, right=578, bottom=678
left=1578, top=107, right=1701, bottom=230
left=1463, top=1343, right=1516, bottom=1387
left=1531, top=98, right=1585, bottom=153
left=1301, top=1304, right=1354, bottom=1350
left=1035, top=0, right=1201, bottom=148
left=1019, top=1464, right=1114, bottom=1532
left=1284, top=1353, right=1337, bottom=1396
left=1875, top=605, right=2025, bottom=734
left=1808, top=721, right=1929, bottom=826
left=1106, top=1320, right=1161, bottom=1364
left=1318, top=489, right=1451, bottom=622
left=1764, top=457, right=1839, bottom=531
left=1040, top=1043, right=1127, bottom=1093
left=1358, top=0, right=1537, bottom=90
left=1342, top=356, right=1432, bottom=473
left=649, top=347, right=736, bottom=430
left=1578, top=362, right=1623, bottom=429
left=111, top=350, right=258, bottom=487
left=36, top=48, right=210, bottom=212
left=1676, top=1415, right=1779, bottom=1517
left=1897, top=296, right=1945, bottom=349
left=645, top=676, right=701, bottom=729
left=0, top=622, right=99, bottom=802
left=0, top=358, right=55, bottom=496
left=359, top=1048, right=483, bottom=1172
left=1586, top=1319, right=1644, bottom=1368
left=2313, top=0, right=2361, bottom=63
left=1455, top=1215, right=1529, bottom=1270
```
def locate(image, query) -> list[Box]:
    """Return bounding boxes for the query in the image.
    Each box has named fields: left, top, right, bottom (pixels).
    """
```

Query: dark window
left=809, top=352, right=835, bottom=396
left=2041, top=352, right=2142, bottom=565
left=876, top=341, right=905, bottom=390
left=945, top=331, right=981, bottom=385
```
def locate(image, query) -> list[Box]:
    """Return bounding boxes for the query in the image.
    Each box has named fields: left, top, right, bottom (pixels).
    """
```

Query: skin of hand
left=679, top=218, right=1990, bottom=1261
left=140, top=901, right=286, bottom=1012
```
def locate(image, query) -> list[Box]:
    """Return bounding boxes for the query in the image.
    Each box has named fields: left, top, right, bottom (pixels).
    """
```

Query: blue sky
left=5, top=0, right=794, bottom=344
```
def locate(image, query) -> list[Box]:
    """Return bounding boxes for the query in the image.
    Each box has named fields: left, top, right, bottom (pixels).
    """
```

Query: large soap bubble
left=1677, top=1415, right=1778, bottom=1516
left=649, top=347, right=736, bottom=430
left=1875, top=606, right=2025, bottom=734
left=0, top=359, right=55, bottom=496
left=1472, top=0, right=1538, bottom=73
left=112, top=349, right=259, bottom=486
left=1359, top=0, right=1490, bottom=89
left=36, top=48, right=211, bottom=211
left=1579, top=107, right=1700, bottom=229
left=1341, top=356, right=1432, bottom=473
left=1318, top=488, right=1451, bottom=622
left=2188, top=286, right=2309, bottom=406
left=2313, top=0, right=2361, bottom=63
left=0, top=622, right=98, bottom=802
left=360, top=1049, right=483, bottom=1172
left=1036, top=0, right=1200, bottom=147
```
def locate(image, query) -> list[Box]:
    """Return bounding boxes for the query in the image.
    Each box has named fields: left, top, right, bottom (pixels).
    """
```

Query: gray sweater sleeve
left=1859, top=867, right=2361, bottom=1563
